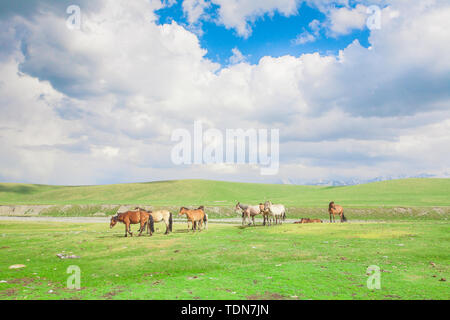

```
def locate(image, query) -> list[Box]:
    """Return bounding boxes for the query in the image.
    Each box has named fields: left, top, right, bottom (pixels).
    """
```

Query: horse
left=295, top=218, right=323, bottom=224
left=328, top=202, right=347, bottom=223
left=110, top=210, right=153, bottom=237
left=179, top=206, right=207, bottom=231
left=259, top=203, right=273, bottom=226
left=235, top=202, right=262, bottom=226
left=135, top=207, right=173, bottom=235
left=264, top=201, right=286, bottom=225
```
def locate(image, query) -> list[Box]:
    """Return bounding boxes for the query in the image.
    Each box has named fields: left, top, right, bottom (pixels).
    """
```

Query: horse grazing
left=295, top=218, right=323, bottom=224
left=110, top=210, right=153, bottom=237
left=179, top=206, right=208, bottom=231
left=235, top=202, right=262, bottom=226
left=328, top=202, right=347, bottom=223
left=264, top=201, right=286, bottom=225
left=135, top=207, right=173, bottom=235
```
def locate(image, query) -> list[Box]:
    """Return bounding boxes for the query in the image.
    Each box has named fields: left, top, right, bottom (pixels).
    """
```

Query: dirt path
left=0, top=216, right=377, bottom=224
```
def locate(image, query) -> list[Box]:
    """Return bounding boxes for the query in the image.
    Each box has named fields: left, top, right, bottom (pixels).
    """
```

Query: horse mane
left=239, top=203, right=249, bottom=209
left=198, top=206, right=204, bottom=210
left=328, top=201, right=335, bottom=209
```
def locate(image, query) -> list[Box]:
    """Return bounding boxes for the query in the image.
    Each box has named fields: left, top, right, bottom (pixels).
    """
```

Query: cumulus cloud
left=292, top=31, right=316, bottom=45
left=0, top=0, right=449, bottom=185
left=228, top=47, right=246, bottom=64
left=327, top=4, right=368, bottom=36
left=182, top=0, right=211, bottom=24
left=209, top=0, right=301, bottom=38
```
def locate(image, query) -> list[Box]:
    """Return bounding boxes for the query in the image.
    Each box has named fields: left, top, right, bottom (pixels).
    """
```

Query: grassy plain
left=0, top=220, right=448, bottom=300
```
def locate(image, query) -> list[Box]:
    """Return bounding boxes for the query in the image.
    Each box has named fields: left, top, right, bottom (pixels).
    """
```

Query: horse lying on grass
left=294, top=218, right=323, bottom=224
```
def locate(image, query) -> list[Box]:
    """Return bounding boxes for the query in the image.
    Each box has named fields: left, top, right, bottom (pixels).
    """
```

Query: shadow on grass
left=236, top=223, right=287, bottom=229
left=0, top=185, right=36, bottom=195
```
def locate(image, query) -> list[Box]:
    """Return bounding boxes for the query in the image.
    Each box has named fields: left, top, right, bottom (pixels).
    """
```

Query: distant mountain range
left=281, top=173, right=450, bottom=186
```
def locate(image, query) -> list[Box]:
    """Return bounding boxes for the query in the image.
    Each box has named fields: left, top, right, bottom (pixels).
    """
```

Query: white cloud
left=210, top=0, right=301, bottom=38
left=228, top=47, right=246, bottom=64
left=309, top=19, right=321, bottom=35
left=292, top=31, right=316, bottom=45
left=327, top=4, right=368, bottom=36
left=182, top=0, right=211, bottom=24
left=0, top=0, right=450, bottom=185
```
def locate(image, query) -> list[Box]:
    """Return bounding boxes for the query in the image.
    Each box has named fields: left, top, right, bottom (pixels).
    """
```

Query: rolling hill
left=0, top=178, right=449, bottom=207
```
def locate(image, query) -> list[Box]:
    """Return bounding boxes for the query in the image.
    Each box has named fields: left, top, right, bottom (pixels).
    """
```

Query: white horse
left=264, top=201, right=286, bottom=225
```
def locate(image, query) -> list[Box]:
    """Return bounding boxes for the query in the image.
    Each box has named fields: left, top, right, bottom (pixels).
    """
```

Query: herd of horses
left=109, top=201, right=346, bottom=237
left=110, top=206, right=207, bottom=237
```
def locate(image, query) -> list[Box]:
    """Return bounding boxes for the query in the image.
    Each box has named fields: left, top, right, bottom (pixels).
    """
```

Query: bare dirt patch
left=247, top=291, right=299, bottom=300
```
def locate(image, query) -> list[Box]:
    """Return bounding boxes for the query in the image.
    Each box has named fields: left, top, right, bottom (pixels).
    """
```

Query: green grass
left=0, top=221, right=448, bottom=300
left=0, top=178, right=449, bottom=207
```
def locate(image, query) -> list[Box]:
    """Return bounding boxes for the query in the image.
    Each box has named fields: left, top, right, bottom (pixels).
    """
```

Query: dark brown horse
left=110, top=210, right=154, bottom=237
left=328, top=202, right=347, bottom=223
left=179, top=206, right=207, bottom=231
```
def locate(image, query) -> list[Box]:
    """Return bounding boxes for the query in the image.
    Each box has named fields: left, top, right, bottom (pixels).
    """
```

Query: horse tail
left=169, top=212, right=173, bottom=232
left=342, top=210, right=347, bottom=222
left=149, top=215, right=155, bottom=233
left=282, top=209, right=286, bottom=221
left=203, top=213, right=208, bottom=230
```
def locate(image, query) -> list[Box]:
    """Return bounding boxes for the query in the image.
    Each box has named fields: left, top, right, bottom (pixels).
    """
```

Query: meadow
left=0, top=220, right=448, bottom=300
left=0, top=178, right=449, bottom=300
left=1, top=178, right=449, bottom=207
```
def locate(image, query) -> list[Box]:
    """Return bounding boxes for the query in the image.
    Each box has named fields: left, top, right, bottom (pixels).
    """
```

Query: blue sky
left=0, top=0, right=449, bottom=185
left=155, top=1, right=371, bottom=65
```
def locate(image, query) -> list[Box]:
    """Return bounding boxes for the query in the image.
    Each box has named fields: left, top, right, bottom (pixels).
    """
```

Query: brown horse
left=328, top=202, right=347, bottom=223
left=295, top=218, right=323, bottom=224
left=179, top=206, right=207, bottom=231
left=110, top=210, right=153, bottom=237
left=135, top=207, right=173, bottom=235
left=259, top=203, right=273, bottom=226
left=235, top=202, right=262, bottom=226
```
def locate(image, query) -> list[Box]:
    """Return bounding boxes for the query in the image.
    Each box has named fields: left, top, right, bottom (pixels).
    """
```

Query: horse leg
left=138, top=220, right=145, bottom=236
left=124, top=221, right=130, bottom=237
left=164, top=220, right=169, bottom=235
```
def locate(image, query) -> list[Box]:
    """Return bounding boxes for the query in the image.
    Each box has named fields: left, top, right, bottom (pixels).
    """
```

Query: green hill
left=0, top=178, right=449, bottom=207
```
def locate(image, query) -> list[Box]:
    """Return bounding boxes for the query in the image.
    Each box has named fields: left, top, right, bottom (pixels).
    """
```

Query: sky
left=0, top=0, right=449, bottom=185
